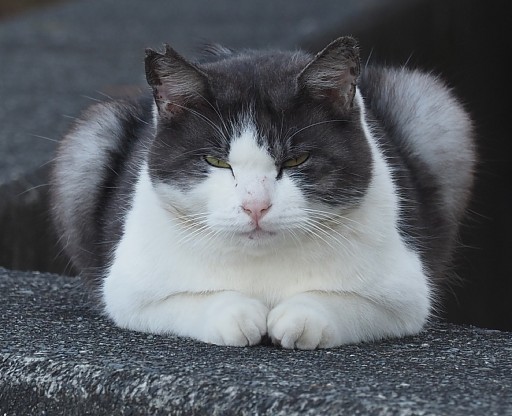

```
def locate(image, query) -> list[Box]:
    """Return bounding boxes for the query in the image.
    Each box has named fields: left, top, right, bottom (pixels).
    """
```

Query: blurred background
left=0, top=0, right=510, bottom=331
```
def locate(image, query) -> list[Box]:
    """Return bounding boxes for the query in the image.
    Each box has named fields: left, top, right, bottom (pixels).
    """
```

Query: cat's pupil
left=283, top=153, right=310, bottom=168
left=204, top=155, right=230, bottom=169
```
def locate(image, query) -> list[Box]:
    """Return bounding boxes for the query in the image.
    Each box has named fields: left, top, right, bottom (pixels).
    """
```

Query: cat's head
left=144, top=37, right=373, bottom=255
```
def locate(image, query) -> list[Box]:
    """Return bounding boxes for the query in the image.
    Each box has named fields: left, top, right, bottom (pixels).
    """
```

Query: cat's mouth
left=242, top=228, right=276, bottom=240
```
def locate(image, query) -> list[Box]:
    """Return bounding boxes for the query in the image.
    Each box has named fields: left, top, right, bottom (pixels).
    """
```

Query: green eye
left=204, top=155, right=231, bottom=169
left=282, top=153, right=309, bottom=168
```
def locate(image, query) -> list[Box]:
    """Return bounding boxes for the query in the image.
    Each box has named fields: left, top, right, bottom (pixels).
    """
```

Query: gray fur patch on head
left=147, top=42, right=373, bottom=209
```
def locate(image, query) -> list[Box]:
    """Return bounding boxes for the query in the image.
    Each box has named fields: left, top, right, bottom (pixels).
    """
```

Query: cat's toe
left=268, top=299, right=336, bottom=350
left=204, top=293, right=268, bottom=347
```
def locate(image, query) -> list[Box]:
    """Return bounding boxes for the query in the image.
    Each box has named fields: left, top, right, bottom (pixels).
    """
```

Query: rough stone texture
left=1, top=269, right=511, bottom=415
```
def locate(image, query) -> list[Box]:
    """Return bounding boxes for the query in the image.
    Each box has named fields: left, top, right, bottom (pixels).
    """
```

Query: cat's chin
left=240, top=228, right=277, bottom=241
left=233, top=228, right=279, bottom=251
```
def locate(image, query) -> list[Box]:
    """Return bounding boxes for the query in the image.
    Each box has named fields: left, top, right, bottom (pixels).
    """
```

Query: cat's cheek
left=190, top=174, right=241, bottom=219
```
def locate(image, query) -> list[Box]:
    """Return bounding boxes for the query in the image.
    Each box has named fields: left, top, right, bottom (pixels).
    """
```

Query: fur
left=51, top=37, right=475, bottom=349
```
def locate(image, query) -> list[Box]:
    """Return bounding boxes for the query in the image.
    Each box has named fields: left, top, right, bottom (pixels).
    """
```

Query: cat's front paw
left=202, top=292, right=269, bottom=347
left=268, top=296, right=338, bottom=350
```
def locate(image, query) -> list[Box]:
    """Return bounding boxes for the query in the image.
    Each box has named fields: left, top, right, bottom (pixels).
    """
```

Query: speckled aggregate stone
left=1, top=268, right=511, bottom=415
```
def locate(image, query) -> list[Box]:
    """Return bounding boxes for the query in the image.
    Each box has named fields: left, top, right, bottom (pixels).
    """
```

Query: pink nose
left=242, top=200, right=272, bottom=223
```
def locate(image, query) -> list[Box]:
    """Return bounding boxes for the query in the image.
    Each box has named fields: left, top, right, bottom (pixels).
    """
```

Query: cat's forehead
left=202, top=51, right=309, bottom=106
left=229, top=122, right=276, bottom=170
left=196, top=51, right=317, bottom=153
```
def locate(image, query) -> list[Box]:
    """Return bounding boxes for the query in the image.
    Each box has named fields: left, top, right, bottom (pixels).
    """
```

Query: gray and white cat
left=51, top=37, right=475, bottom=349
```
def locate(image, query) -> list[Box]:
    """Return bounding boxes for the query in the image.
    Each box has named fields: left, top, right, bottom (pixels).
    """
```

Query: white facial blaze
left=154, top=119, right=307, bottom=246
left=228, top=124, right=277, bottom=225
left=228, top=124, right=276, bottom=173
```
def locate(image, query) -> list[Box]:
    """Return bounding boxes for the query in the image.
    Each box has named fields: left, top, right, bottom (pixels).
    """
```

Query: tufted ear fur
left=145, top=44, right=209, bottom=116
left=298, top=36, right=360, bottom=109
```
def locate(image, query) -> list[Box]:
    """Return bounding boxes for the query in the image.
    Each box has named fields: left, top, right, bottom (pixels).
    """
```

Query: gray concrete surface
left=1, top=268, right=511, bottom=415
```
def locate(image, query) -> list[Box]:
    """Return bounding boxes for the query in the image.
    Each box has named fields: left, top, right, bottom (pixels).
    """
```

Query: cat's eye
left=282, top=153, right=310, bottom=168
left=204, top=155, right=231, bottom=169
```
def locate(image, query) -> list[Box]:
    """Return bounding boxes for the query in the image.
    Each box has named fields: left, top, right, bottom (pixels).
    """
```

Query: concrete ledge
left=1, top=269, right=511, bottom=415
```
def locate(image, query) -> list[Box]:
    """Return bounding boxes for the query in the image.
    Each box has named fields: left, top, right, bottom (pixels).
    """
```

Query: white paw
left=268, top=296, right=338, bottom=350
left=201, top=292, right=269, bottom=347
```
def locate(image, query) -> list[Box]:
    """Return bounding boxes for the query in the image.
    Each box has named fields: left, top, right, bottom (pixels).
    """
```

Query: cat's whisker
left=172, top=215, right=209, bottom=233
left=303, top=211, right=359, bottom=232
left=16, top=183, right=50, bottom=197
left=180, top=106, right=225, bottom=139
left=175, top=213, right=211, bottom=228
left=307, top=226, right=377, bottom=271
left=296, top=222, right=340, bottom=252
left=303, top=208, right=366, bottom=229
left=286, top=119, right=348, bottom=142
left=94, top=90, right=114, bottom=101
left=160, top=209, right=214, bottom=242
left=306, top=217, right=351, bottom=240
left=191, top=223, right=231, bottom=251
left=197, top=227, right=224, bottom=249
left=132, top=114, right=151, bottom=126
left=175, top=222, right=210, bottom=240
left=195, top=92, right=231, bottom=144
left=176, top=223, right=211, bottom=246
left=38, top=156, right=60, bottom=169
left=179, top=213, right=210, bottom=221
left=81, top=94, right=103, bottom=103
left=166, top=102, right=229, bottom=144
left=303, top=218, right=354, bottom=250
left=284, top=227, right=306, bottom=251
left=31, top=134, right=59, bottom=143
left=173, top=219, right=204, bottom=233
left=364, top=47, right=374, bottom=69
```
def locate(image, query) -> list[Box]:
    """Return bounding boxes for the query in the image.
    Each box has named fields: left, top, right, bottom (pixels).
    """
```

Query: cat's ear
left=298, top=36, right=360, bottom=109
left=145, top=45, right=209, bottom=116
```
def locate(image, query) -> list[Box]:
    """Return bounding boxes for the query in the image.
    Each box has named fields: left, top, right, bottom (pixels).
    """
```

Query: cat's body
left=51, top=38, right=475, bottom=349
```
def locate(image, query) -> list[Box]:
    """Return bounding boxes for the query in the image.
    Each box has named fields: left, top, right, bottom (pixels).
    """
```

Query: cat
left=51, top=36, right=476, bottom=349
